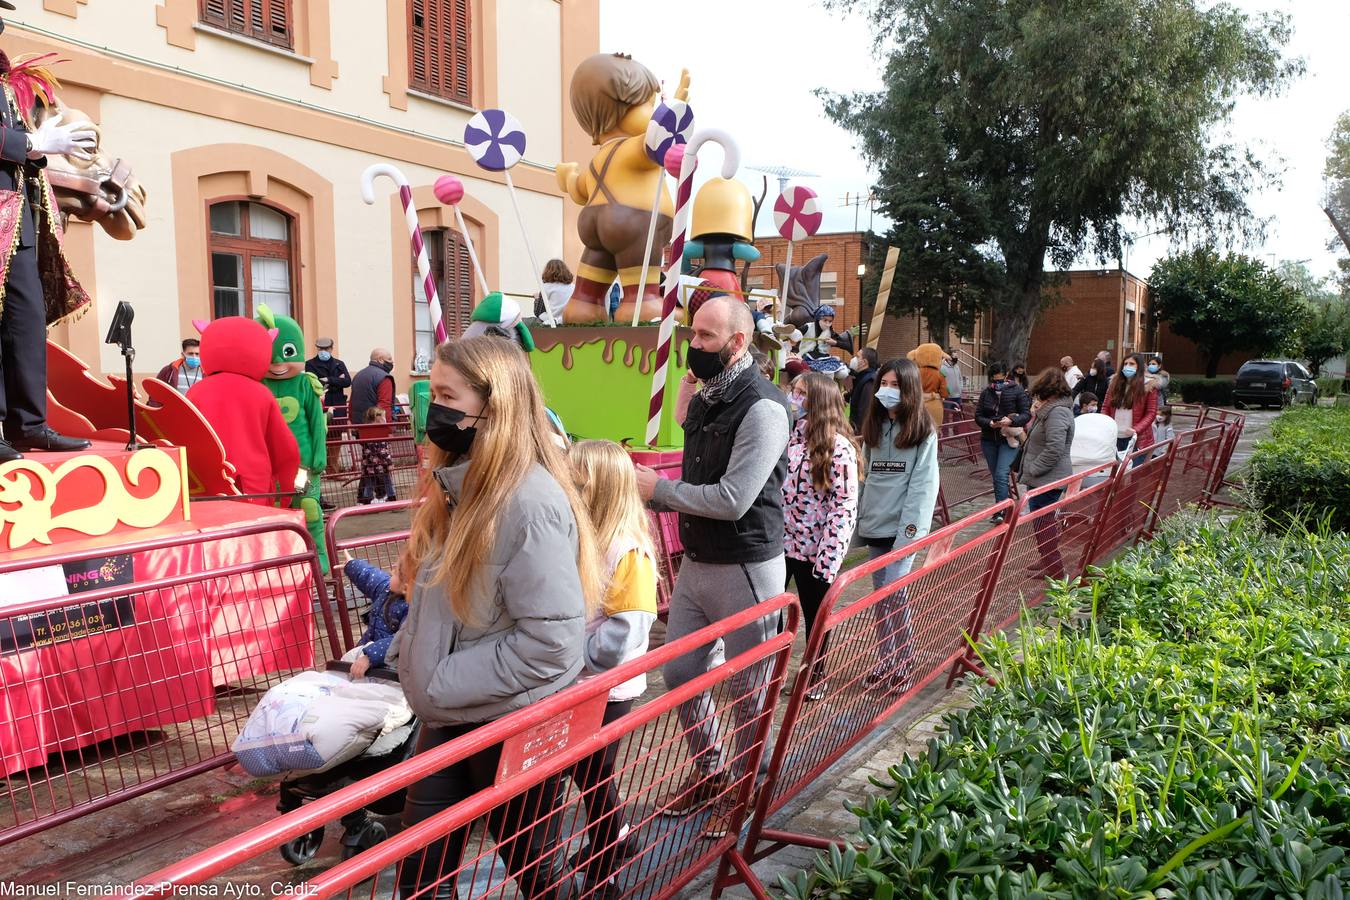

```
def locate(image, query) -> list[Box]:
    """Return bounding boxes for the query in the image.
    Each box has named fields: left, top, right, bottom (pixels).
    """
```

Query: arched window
left=413, top=227, right=476, bottom=371
left=209, top=200, right=297, bottom=321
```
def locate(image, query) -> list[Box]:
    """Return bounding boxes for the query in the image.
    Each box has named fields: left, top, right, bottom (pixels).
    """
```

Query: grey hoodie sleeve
left=651, top=398, right=789, bottom=521
left=426, top=512, right=585, bottom=709
left=585, top=610, right=658, bottom=673
left=893, top=432, right=940, bottom=550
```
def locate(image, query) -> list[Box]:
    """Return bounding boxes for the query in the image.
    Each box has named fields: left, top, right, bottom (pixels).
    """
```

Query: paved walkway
left=1, top=409, right=1274, bottom=896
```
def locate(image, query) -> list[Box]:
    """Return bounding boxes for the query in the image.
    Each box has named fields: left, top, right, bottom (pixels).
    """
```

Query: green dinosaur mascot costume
left=256, top=304, right=329, bottom=572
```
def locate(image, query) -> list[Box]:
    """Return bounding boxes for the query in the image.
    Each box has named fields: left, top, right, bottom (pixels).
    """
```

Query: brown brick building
left=743, top=231, right=870, bottom=338
left=1023, top=269, right=1153, bottom=373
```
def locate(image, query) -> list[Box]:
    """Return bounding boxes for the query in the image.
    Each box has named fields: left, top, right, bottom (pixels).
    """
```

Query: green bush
left=782, top=516, right=1350, bottom=900
left=1248, top=406, right=1350, bottom=532
left=1170, top=375, right=1235, bottom=406
left=1314, top=376, right=1345, bottom=398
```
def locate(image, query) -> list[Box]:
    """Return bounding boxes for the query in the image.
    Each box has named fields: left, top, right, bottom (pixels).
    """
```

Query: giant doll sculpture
left=0, top=23, right=100, bottom=463
left=557, top=53, right=689, bottom=324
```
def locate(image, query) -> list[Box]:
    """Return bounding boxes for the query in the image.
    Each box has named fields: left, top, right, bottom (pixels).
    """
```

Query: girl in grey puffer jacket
left=388, top=337, right=601, bottom=900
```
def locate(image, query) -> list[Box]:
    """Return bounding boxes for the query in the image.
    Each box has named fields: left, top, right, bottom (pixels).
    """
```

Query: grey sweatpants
left=662, top=555, right=786, bottom=774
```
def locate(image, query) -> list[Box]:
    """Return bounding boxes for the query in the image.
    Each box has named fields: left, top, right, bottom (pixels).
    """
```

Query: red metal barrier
left=722, top=502, right=1013, bottom=897
left=1081, top=441, right=1175, bottom=567
left=323, top=500, right=420, bottom=651
left=321, top=431, right=422, bottom=511
left=642, top=458, right=685, bottom=616
left=1166, top=402, right=1206, bottom=434
left=1199, top=408, right=1247, bottom=506
left=1154, top=424, right=1227, bottom=519
left=935, top=423, right=994, bottom=525
left=968, top=463, right=1119, bottom=644
left=126, top=594, right=802, bottom=900
left=0, top=520, right=338, bottom=848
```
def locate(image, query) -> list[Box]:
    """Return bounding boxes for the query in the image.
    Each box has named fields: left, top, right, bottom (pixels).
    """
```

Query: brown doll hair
left=570, top=53, right=660, bottom=144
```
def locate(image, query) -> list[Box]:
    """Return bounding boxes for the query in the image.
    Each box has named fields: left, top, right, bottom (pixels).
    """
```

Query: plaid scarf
left=698, top=352, right=753, bottom=405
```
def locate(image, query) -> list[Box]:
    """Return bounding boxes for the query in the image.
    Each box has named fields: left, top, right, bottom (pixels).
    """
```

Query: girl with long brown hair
left=396, top=335, right=601, bottom=900
left=783, top=373, right=860, bottom=698
left=1102, top=352, right=1159, bottom=458
left=856, top=358, right=939, bottom=688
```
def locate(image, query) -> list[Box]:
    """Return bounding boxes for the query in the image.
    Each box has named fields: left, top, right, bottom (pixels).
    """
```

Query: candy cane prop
left=633, top=99, right=694, bottom=326
left=362, top=163, right=446, bottom=344
left=464, top=108, right=556, bottom=326
left=866, top=246, right=901, bottom=350
left=646, top=129, right=739, bottom=447
left=432, top=175, right=490, bottom=296
left=772, top=185, right=823, bottom=328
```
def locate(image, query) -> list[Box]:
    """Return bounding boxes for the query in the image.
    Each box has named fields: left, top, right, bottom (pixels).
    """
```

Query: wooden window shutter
left=444, top=229, right=474, bottom=338
left=407, top=0, right=472, bottom=104
left=199, top=0, right=291, bottom=49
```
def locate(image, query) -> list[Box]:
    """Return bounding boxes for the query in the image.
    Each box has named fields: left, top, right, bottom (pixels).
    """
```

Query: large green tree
left=1279, top=261, right=1346, bottom=377
left=1152, top=248, right=1308, bottom=377
left=821, top=0, right=1298, bottom=366
left=1325, top=112, right=1350, bottom=286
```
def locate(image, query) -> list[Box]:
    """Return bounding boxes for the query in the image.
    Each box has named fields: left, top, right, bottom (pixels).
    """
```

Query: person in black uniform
left=0, top=5, right=99, bottom=462
left=304, top=336, right=352, bottom=418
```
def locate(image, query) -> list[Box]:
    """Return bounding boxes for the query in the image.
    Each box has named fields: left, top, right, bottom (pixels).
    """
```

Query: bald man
left=635, top=295, right=790, bottom=835
left=349, top=347, right=396, bottom=427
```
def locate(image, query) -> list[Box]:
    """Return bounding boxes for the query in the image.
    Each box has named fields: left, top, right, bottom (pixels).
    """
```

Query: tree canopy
left=1325, top=112, right=1350, bottom=287
left=1151, top=248, right=1308, bottom=377
left=822, top=0, right=1299, bottom=365
left=1281, top=261, right=1350, bottom=377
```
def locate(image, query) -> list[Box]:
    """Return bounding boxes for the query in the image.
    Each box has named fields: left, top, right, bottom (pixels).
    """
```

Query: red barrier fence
left=935, top=420, right=995, bottom=525
left=321, top=432, right=422, bottom=511
left=1199, top=407, right=1247, bottom=506
left=0, top=520, right=339, bottom=848
left=126, top=594, right=801, bottom=900
left=9, top=408, right=1248, bottom=891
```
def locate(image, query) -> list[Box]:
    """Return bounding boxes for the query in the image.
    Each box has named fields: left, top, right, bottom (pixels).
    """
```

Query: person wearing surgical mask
left=156, top=338, right=203, bottom=396
left=846, top=347, right=879, bottom=432
left=1145, top=355, right=1170, bottom=405
left=974, top=363, right=1032, bottom=518
left=855, top=358, right=939, bottom=689
left=1102, top=353, right=1159, bottom=463
left=305, top=336, right=352, bottom=417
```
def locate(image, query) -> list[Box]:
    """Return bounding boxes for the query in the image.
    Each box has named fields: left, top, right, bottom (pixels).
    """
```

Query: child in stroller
left=276, top=551, right=414, bottom=865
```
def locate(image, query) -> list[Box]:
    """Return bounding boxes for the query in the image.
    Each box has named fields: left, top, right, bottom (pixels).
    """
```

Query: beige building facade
left=12, top=0, right=598, bottom=379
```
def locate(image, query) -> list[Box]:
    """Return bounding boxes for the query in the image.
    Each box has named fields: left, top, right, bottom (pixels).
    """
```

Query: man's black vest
left=349, top=363, right=391, bottom=424
left=679, top=365, right=788, bottom=565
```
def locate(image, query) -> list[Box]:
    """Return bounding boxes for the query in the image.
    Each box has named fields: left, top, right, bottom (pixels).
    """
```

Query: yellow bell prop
left=691, top=177, right=754, bottom=242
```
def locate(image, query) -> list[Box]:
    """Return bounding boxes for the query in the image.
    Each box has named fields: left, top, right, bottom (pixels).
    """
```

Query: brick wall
left=1155, top=322, right=1248, bottom=376
left=743, top=232, right=868, bottom=339
left=1023, top=269, right=1152, bottom=376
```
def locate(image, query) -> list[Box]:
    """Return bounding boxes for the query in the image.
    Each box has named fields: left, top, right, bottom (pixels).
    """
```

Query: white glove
left=293, top=468, right=309, bottom=491
left=28, top=113, right=97, bottom=161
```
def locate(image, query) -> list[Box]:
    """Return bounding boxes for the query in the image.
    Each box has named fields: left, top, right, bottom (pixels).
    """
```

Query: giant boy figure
left=0, top=2, right=100, bottom=463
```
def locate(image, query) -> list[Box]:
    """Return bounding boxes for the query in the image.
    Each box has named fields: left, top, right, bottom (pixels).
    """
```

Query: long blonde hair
left=568, top=440, right=656, bottom=583
left=407, top=337, right=602, bottom=622
left=793, top=372, right=862, bottom=492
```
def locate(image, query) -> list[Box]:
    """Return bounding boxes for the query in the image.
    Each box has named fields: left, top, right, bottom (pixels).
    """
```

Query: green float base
left=529, top=324, right=690, bottom=449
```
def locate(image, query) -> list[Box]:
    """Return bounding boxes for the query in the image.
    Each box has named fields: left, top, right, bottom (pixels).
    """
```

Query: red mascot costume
left=187, top=317, right=299, bottom=500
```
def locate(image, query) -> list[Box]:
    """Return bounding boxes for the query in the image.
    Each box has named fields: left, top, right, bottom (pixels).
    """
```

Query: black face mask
left=426, top=403, right=480, bottom=455
left=687, top=340, right=736, bottom=381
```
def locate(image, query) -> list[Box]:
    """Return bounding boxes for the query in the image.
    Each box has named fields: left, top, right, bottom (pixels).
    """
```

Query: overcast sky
left=600, top=0, right=1350, bottom=283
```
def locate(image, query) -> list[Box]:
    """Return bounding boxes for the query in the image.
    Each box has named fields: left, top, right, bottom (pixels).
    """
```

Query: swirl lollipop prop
left=772, top=185, right=823, bottom=327
left=433, top=175, right=490, bottom=296
left=362, top=163, right=446, bottom=344
left=647, top=130, right=739, bottom=446
left=464, top=108, right=556, bottom=325
left=632, top=99, right=694, bottom=326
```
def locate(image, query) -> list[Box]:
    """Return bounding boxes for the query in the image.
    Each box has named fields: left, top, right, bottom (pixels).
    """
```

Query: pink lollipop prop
left=772, top=185, right=822, bottom=336
left=362, top=163, right=446, bottom=344
left=433, top=175, right=490, bottom=296
left=647, top=130, right=738, bottom=446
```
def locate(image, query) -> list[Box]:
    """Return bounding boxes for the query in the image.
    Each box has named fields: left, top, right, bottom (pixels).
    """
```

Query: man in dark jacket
left=304, top=336, right=352, bottom=416
left=973, top=363, right=1031, bottom=519
left=155, top=338, right=203, bottom=395
left=847, top=347, right=879, bottom=432
left=1072, top=350, right=1115, bottom=409
left=348, top=348, right=395, bottom=427
left=634, top=295, right=790, bottom=834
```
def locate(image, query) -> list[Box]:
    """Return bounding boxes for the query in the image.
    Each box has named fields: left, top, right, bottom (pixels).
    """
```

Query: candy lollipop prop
left=772, top=185, right=822, bottom=324
left=362, top=163, right=446, bottom=344
left=432, top=175, right=490, bottom=297
left=646, top=129, right=739, bottom=446
left=464, top=108, right=555, bottom=326
left=632, top=99, right=694, bottom=326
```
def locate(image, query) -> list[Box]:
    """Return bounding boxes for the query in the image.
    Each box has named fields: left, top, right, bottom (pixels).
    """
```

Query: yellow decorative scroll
left=0, top=449, right=183, bottom=549
left=866, top=246, right=901, bottom=350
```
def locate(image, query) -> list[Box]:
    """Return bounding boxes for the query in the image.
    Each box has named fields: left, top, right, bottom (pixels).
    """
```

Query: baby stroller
left=275, top=661, right=420, bottom=865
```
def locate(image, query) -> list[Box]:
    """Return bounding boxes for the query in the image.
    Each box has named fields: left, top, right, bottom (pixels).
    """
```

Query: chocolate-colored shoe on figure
left=0, top=439, right=22, bottom=463
left=12, top=428, right=93, bottom=453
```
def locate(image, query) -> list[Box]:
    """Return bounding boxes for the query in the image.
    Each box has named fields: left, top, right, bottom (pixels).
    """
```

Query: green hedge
left=1315, top=376, right=1345, bottom=398
left=782, top=516, right=1350, bottom=899
left=1170, top=375, right=1234, bottom=406
left=1248, top=407, right=1350, bottom=532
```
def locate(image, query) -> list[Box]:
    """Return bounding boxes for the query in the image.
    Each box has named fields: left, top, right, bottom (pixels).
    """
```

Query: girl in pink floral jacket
left=783, top=373, right=860, bottom=698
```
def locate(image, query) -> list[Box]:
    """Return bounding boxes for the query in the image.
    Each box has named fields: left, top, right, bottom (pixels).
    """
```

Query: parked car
left=1233, top=359, right=1318, bottom=409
